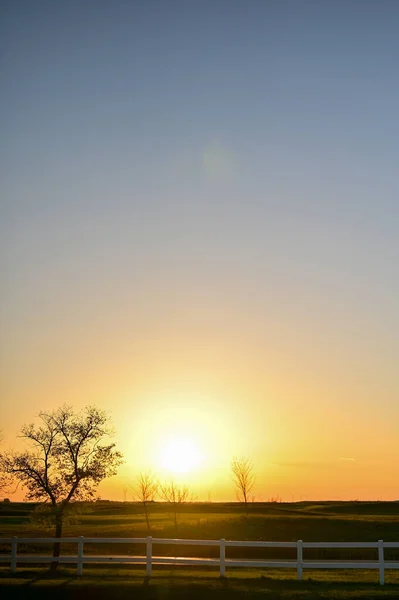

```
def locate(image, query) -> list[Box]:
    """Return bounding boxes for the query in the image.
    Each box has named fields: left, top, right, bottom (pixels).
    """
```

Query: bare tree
left=0, top=405, right=123, bottom=571
left=132, top=471, right=158, bottom=532
left=0, top=466, right=8, bottom=495
left=231, top=456, right=255, bottom=510
left=0, top=430, right=14, bottom=495
left=159, top=480, right=189, bottom=531
left=0, top=430, right=12, bottom=494
left=188, top=491, right=198, bottom=503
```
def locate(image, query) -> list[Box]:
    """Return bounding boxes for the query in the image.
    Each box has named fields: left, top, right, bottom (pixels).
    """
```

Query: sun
left=159, top=437, right=203, bottom=474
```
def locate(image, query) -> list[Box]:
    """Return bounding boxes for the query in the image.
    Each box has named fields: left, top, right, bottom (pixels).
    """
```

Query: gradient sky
left=1, top=1, right=398, bottom=501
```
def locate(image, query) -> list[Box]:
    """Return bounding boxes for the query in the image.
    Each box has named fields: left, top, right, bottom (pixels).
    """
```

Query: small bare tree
left=0, top=405, right=123, bottom=571
left=231, top=456, right=255, bottom=510
left=132, top=471, right=158, bottom=532
left=159, top=480, right=189, bottom=531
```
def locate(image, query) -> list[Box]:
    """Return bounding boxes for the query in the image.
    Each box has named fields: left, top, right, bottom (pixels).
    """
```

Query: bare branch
left=131, top=471, right=159, bottom=532
left=133, top=472, right=159, bottom=504
left=0, top=404, right=124, bottom=567
left=159, top=480, right=190, bottom=530
left=231, top=456, right=256, bottom=508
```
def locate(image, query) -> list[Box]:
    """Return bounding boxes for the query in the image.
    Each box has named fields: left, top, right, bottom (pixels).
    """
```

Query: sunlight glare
left=160, top=437, right=203, bottom=474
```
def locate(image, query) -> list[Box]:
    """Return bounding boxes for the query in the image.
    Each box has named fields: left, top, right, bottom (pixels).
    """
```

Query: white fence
left=1, top=536, right=399, bottom=585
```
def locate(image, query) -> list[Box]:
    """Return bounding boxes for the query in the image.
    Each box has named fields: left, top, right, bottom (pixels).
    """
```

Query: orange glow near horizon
left=2, top=368, right=399, bottom=503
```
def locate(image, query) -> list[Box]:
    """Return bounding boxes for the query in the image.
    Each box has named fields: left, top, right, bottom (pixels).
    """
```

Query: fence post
left=11, top=536, right=18, bottom=574
left=297, top=540, right=303, bottom=581
left=219, top=538, right=226, bottom=577
left=77, top=536, right=84, bottom=576
left=378, top=540, right=384, bottom=585
left=146, top=536, right=152, bottom=578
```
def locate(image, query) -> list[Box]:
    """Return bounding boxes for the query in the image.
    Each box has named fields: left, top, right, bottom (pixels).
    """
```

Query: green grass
left=1, top=501, right=398, bottom=558
left=1, top=501, right=398, bottom=597
left=1, top=500, right=398, bottom=538
left=1, top=567, right=399, bottom=599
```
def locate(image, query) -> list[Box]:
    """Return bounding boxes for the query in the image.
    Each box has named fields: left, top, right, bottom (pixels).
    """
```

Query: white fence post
left=11, top=536, right=18, bottom=573
left=146, top=536, right=152, bottom=577
left=4, top=534, right=399, bottom=582
left=219, top=538, right=226, bottom=577
left=77, top=536, right=84, bottom=576
left=297, top=540, right=303, bottom=581
left=378, top=539, right=384, bottom=585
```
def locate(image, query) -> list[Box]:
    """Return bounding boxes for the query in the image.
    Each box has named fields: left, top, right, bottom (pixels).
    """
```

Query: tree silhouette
left=132, top=471, right=158, bottom=532
left=0, top=430, right=12, bottom=494
left=0, top=405, right=123, bottom=571
left=231, top=456, right=256, bottom=510
left=159, top=480, right=189, bottom=531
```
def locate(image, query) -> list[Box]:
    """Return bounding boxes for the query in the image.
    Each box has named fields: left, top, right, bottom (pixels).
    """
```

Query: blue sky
left=1, top=1, right=398, bottom=498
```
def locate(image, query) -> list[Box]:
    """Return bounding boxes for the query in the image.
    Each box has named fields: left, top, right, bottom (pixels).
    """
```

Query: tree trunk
left=174, top=509, right=178, bottom=532
left=144, top=503, right=151, bottom=533
left=50, top=512, right=63, bottom=573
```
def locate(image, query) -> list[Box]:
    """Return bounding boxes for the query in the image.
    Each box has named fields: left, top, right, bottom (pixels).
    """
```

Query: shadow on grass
left=2, top=571, right=399, bottom=584
left=2, top=567, right=399, bottom=600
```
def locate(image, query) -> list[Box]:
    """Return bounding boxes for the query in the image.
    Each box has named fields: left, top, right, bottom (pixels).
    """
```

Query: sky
left=1, top=0, right=398, bottom=502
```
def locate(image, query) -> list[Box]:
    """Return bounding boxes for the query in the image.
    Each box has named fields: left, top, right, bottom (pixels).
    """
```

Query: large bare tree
left=231, top=456, right=255, bottom=510
left=0, top=430, right=12, bottom=494
left=0, top=405, right=123, bottom=570
left=132, top=471, right=159, bottom=532
left=0, top=467, right=9, bottom=495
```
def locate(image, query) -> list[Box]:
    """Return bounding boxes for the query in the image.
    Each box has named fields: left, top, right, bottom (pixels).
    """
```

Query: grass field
left=1, top=500, right=399, bottom=598
left=2, top=568, right=399, bottom=599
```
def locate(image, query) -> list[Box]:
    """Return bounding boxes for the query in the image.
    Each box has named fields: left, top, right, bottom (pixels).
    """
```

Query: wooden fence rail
left=1, top=536, right=398, bottom=585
